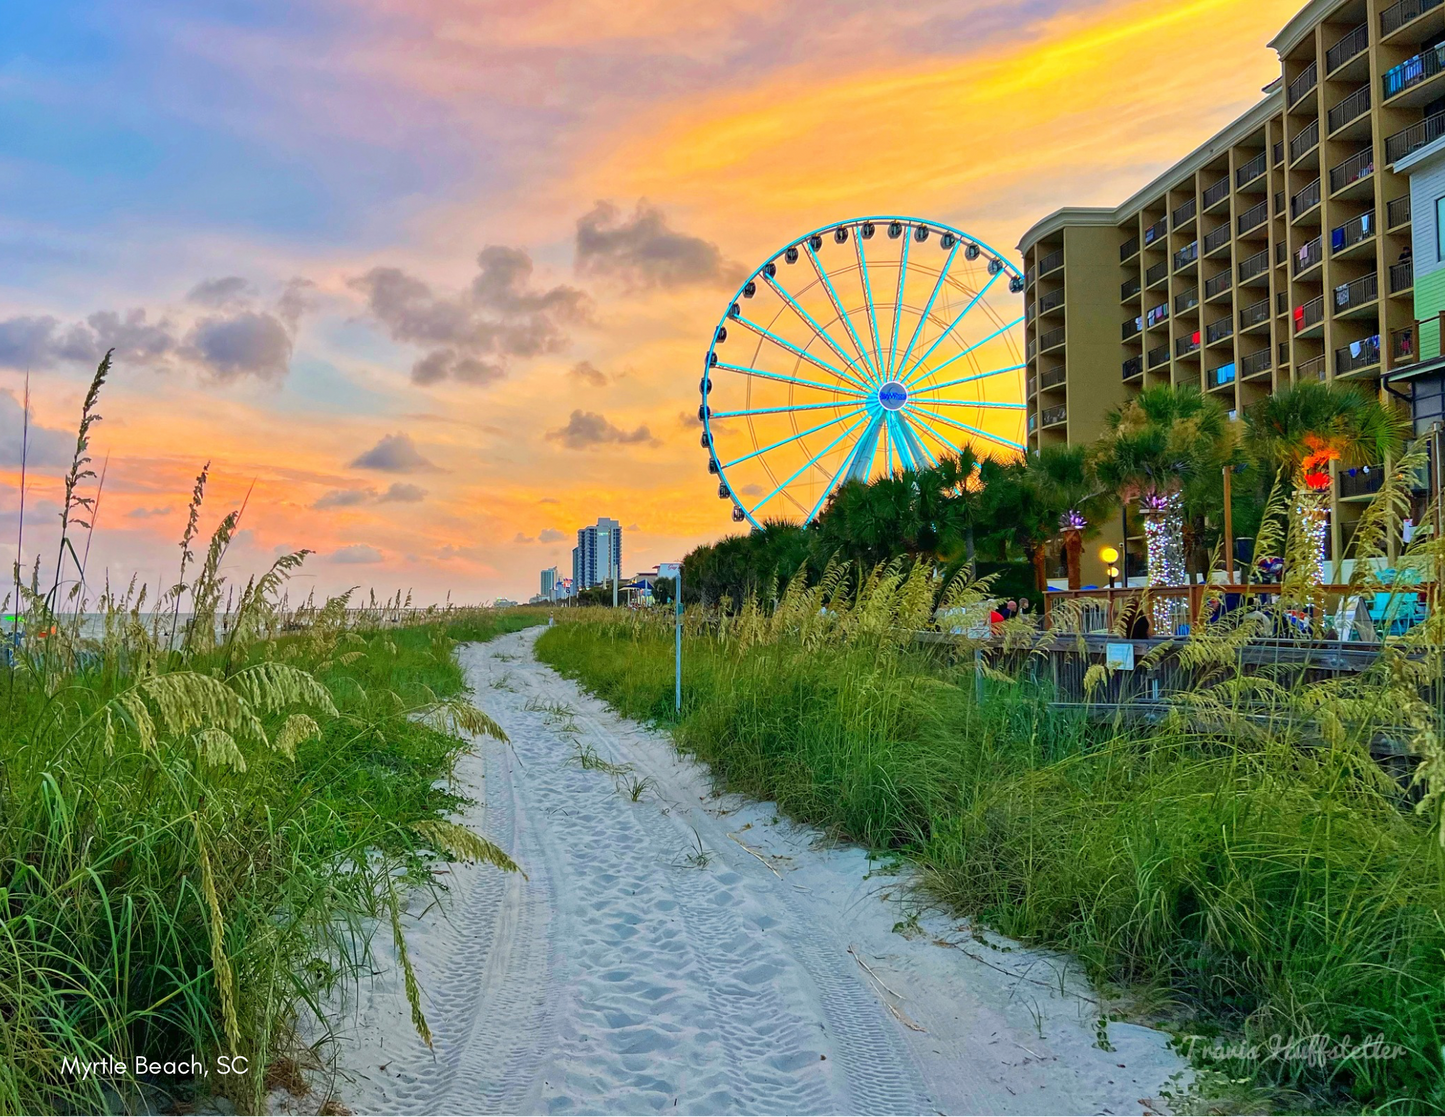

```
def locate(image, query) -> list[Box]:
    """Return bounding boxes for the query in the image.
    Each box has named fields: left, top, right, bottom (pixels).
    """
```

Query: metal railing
left=1120, top=234, right=1140, bottom=261
left=1273, top=140, right=1285, bottom=165
left=1038, top=288, right=1065, bottom=314
left=1121, top=276, right=1141, bottom=300
left=1176, top=333, right=1201, bottom=357
left=1292, top=177, right=1322, bottom=217
left=1236, top=150, right=1267, bottom=187
left=1027, top=412, right=1038, bottom=434
left=1326, top=23, right=1369, bottom=73
left=1176, top=285, right=1199, bottom=313
left=1290, top=118, right=1320, bottom=162
left=1038, top=325, right=1066, bottom=352
left=1172, top=198, right=1197, bottom=226
left=1336, top=334, right=1381, bottom=374
left=1174, top=240, right=1199, bottom=269
left=1392, top=324, right=1417, bottom=364
left=1203, top=175, right=1230, bottom=209
left=1288, top=60, right=1318, bottom=106
left=1339, top=468, right=1387, bottom=499
left=1040, top=365, right=1067, bottom=390
left=1122, top=316, right=1143, bottom=340
left=1239, top=297, right=1270, bottom=329
left=1292, top=236, right=1323, bottom=274
left=1300, top=354, right=1327, bottom=380
left=1206, top=317, right=1234, bottom=344
left=1383, top=44, right=1445, bottom=100
left=1146, top=301, right=1169, bottom=328
left=1277, top=290, right=1288, bottom=315
left=1143, top=217, right=1168, bottom=246
left=1382, top=0, right=1443, bottom=36
left=1203, top=223, right=1231, bottom=254
left=1040, top=404, right=1067, bottom=428
left=1146, top=259, right=1169, bottom=286
left=1123, top=355, right=1144, bottom=379
left=1388, top=195, right=1413, bottom=227
left=1391, top=260, right=1415, bottom=292
left=1147, top=343, right=1170, bottom=369
left=1335, top=272, right=1379, bottom=311
left=1205, top=269, right=1233, bottom=298
left=1242, top=348, right=1272, bottom=378
left=1237, top=200, right=1268, bottom=235
left=1331, top=210, right=1375, bottom=252
left=1296, top=295, right=1325, bottom=332
left=1386, top=111, right=1445, bottom=163
left=1038, top=248, right=1064, bottom=275
left=1210, top=361, right=1237, bottom=387
left=1328, top=85, right=1371, bottom=134
left=1329, top=149, right=1374, bottom=194
left=1239, top=248, right=1270, bottom=281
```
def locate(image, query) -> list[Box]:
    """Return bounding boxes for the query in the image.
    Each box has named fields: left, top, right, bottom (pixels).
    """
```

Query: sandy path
left=320, top=628, right=1184, bottom=1115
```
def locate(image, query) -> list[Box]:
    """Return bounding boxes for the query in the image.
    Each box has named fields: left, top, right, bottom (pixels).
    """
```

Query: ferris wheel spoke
left=804, top=410, right=883, bottom=520
left=895, top=241, right=960, bottom=383
left=901, top=411, right=940, bottom=467
left=749, top=413, right=870, bottom=517
left=905, top=399, right=1026, bottom=411
left=719, top=404, right=868, bottom=469
left=896, top=270, right=1003, bottom=386
left=804, top=241, right=881, bottom=384
left=890, top=411, right=930, bottom=472
left=908, top=410, right=965, bottom=459
left=734, top=312, right=871, bottom=393
left=907, top=402, right=1025, bottom=452
left=902, top=314, right=1025, bottom=390
left=909, top=363, right=1026, bottom=395
left=759, top=275, right=875, bottom=391
left=711, top=398, right=859, bottom=420
left=713, top=359, right=867, bottom=399
left=853, top=228, right=886, bottom=378
left=886, top=232, right=911, bottom=378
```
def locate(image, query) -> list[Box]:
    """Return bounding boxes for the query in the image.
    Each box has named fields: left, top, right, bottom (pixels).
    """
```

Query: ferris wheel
left=699, top=215, right=1027, bottom=528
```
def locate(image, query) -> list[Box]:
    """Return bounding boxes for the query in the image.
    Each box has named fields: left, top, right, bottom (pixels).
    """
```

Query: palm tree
left=1024, top=445, right=1114, bottom=590
left=1243, top=381, right=1408, bottom=585
left=1089, top=386, right=1232, bottom=604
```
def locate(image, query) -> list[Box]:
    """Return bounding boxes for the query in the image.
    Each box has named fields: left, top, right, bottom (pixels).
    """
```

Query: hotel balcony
left=1290, top=118, right=1320, bottom=164
left=1288, top=60, right=1318, bottom=107
left=1386, top=111, right=1445, bottom=163
left=1382, top=0, right=1445, bottom=37
left=1327, top=85, right=1371, bottom=136
left=1383, top=44, right=1445, bottom=106
left=1328, top=149, right=1375, bottom=198
left=1333, top=272, right=1379, bottom=316
left=1336, top=333, right=1382, bottom=376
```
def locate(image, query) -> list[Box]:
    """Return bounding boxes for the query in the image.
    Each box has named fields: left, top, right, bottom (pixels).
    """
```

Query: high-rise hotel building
left=1019, top=0, right=1445, bottom=573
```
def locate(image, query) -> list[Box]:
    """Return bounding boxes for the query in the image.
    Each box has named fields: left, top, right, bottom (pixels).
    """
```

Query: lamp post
left=1100, top=545, right=1120, bottom=589
left=659, top=562, right=682, bottom=713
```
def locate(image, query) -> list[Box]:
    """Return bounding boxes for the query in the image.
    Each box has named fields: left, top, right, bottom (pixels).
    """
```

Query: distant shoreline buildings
left=572, top=517, right=622, bottom=591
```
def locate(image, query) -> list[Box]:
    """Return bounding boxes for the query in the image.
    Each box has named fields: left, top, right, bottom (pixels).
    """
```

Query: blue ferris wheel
left=700, top=215, right=1028, bottom=530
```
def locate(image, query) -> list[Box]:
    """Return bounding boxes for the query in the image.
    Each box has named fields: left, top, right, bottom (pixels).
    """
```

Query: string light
left=1140, top=491, right=1186, bottom=631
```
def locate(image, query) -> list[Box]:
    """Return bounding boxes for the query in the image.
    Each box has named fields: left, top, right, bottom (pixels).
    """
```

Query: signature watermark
left=60, top=1055, right=249, bottom=1080
left=1180, top=1033, right=1408, bottom=1069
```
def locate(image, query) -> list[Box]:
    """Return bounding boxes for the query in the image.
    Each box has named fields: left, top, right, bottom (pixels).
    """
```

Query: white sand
left=311, top=628, right=1186, bottom=1115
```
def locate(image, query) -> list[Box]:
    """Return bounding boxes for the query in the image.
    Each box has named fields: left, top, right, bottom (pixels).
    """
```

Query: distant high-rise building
left=540, top=566, right=559, bottom=600
left=573, top=517, right=622, bottom=589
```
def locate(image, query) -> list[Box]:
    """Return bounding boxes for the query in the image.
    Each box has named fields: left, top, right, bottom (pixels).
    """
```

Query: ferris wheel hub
left=877, top=381, right=908, bottom=412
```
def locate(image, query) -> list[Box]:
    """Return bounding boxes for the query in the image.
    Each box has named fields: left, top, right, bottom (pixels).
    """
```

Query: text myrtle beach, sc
left=62, top=1055, right=250, bottom=1079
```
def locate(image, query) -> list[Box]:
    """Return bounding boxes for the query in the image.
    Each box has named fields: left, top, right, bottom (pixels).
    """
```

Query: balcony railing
left=1038, top=248, right=1064, bottom=275
left=1331, top=210, right=1375, bottom=252
left=1040, top=365, right=1067, bottom=390
left=1388, top=195, right=1412, bottom=227
left=1273, top=140, right=1285, bottom=165
left=1205, top=269, right=1233, bottom=298
left=1203, top=175, right=1230, bottom=209
left=1239, top=297, right=1270, bottom=329
left=1174, top=240, right=1199, bottom=268
left=1172, top=198, right=1197, bottom=226
left=1123, top=355, right=1144, bottom=379
left=1038, top=325, right=1066, bottom=352
left=1277, top=239, right=1288, bottom=263
left=1295, top=295, right=1325, bottom=332
left=1239, top=248, right=1270, bottom=282
left=1329, top=149, right=1374, bottom=194
left=1384, top=44, right=1445, bottom=100
left=1040, top=405, right=1067, bottom=428
left=1386, top=111, right=1445, bottom=162
left=1237, top=200, right=1268, bottom=235
left=1288, top=60, right=1318, bottom=106
left=1334, top=272, right=1379, bottom=311
left=1326, top=23, right=1368, bottom=73
left=1027, top=412, right=1038, bottom=434
left=1146, top=259, right=1169, bottom=286
left=1176, top=285, right=1199, bottom=313
left=1176, top=333, right=1201, bottom=357
left=1038, top=288, right=1066, bottom=314
left=1147, top=343, right=1170, bottom=369
left=1292, top=177, right=1322, bottom=218
left=1146, top=301, right=1169, bottom=328
left=1392, top=324, right=1417, bottom=364
left=1120, top=234, right=1140, bottom=261
left=1143, top=217, right=1168, bottom=246
left=1236, top=151, right=1267, bottom=187
left=1290, top=118, right=1320, bottom=162
left=1123, top=316, right=1143, bottom=340
left=1210, top=361, right=1237, bottom=387
left=1391, top=260, right=1414, bottom=292
left=1203, top=223, right=1231, bottom=254
left=1242, top=349, right=1272, bottom=378
left=1382, top=0, right=1443, bottom=36
left=1336, top=334, right=1381, bottom=374
left=1121, top=276, right=1142, bottom=300
left=1292, top=236, right=1323, bottom=274
left=1328, top=87, right=1371, bottom=137
left=1206, top=317, right=1234, bottom=344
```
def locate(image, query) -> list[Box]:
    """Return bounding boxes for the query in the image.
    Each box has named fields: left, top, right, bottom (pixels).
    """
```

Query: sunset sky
left=2, top=0, right=1300, bottom=603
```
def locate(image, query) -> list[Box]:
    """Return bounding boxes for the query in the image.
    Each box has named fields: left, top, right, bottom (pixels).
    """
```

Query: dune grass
left=537, top=600, right=1445, bottom=1114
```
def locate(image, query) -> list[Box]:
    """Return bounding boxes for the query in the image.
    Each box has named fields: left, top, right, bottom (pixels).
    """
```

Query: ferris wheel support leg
left=841, top=411, right=884, bottom=486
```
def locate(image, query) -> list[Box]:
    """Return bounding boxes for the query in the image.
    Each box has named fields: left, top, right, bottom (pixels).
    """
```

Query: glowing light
left=1139, top=491, right=1185, bottom=633
left=1100, top=545, right=1119, bottom=564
